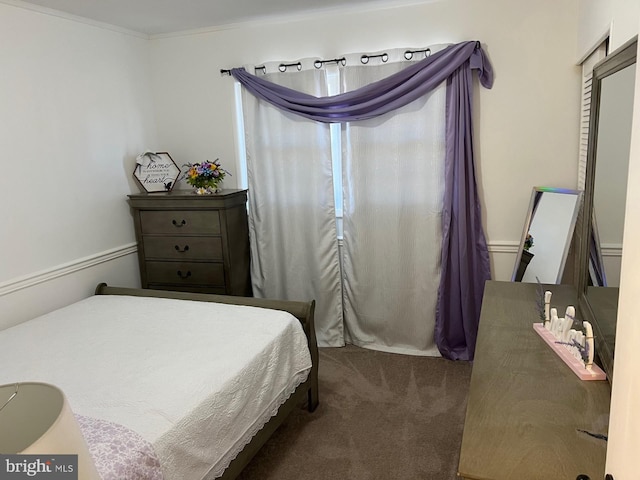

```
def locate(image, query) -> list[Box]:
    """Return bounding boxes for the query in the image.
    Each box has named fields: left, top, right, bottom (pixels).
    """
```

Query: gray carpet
left=237, top=345, right=472, bottom=480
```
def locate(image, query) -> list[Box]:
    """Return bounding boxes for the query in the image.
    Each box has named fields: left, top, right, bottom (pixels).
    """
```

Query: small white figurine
left=550, top=308, right=559, bottom=335
left=561, top=306, right=575, bottom=343
left=544, top=291, right=552, bottom=325
left=583, top=321, right=595, bottom=370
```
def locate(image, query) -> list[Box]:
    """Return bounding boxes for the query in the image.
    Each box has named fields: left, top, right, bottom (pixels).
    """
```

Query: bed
left=0, top=283, right=319, bottom=480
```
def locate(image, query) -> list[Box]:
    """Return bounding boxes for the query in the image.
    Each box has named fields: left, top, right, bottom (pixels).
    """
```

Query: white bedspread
left=0, top=295, right=312, bottom=480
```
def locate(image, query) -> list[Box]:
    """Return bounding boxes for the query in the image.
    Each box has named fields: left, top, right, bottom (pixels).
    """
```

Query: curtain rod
left=220, top=47, right=432, bottom=76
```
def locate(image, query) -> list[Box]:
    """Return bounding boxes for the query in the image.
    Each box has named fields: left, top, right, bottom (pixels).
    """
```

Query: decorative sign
left=133, top=151, right=180, bottom=193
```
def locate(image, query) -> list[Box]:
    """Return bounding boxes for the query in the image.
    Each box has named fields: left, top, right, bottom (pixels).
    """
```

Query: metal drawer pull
left=177, top=270, right=192, bottom=279
left=172, top=219, right=187, bottom=227
left=174, top=245, right=190, bottom=253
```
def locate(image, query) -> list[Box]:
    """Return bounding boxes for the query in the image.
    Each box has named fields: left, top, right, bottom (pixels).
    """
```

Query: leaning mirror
left=578, top=36, right=637, bottom=382
left=512, top=187, right=582, bottom=284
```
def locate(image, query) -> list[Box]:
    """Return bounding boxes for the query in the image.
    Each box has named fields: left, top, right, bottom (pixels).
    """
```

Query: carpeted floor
left=237, top=345, right=472, bottom=480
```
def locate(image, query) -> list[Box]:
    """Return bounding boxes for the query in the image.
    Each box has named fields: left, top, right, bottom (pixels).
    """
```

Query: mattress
left=0, top=295, right=312, bottom=479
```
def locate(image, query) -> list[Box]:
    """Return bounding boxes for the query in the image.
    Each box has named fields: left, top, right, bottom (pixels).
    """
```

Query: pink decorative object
left=533, top=323, right=607, bottom=381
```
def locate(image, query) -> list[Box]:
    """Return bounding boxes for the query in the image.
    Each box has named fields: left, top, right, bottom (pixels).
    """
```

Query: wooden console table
left=458, top=281, right=611, bottom=480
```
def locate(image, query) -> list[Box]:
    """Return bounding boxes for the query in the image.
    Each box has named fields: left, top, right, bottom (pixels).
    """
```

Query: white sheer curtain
left=238, top=45, right=448, bottom=355
left=339, top=47, right=447, bottom=356
left=240, top=60, right=345, bottom=347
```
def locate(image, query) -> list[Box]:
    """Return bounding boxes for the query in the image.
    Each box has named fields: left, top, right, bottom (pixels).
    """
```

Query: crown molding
left=0, top=0, right=149, bottom=39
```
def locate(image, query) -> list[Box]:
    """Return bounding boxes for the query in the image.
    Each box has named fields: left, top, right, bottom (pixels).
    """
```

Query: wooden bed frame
left=94, top=283, right=319, bottom=480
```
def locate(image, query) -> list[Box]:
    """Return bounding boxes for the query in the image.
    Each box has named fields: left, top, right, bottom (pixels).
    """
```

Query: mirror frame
left=512, top=186, right=582, bottom=283
left=578, top=35, right=638, bottom=383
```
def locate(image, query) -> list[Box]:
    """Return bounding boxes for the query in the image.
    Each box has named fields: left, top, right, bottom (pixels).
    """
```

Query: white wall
left=578, top=0, right=613, bottom=57
left=578, top=0, right=640, bottom=56
left=0, top=2, right=156, bottom=327
left=148, top=0, right=581, bottom=282
left=607, top=35, right=640, bottom=477
left=610, top=0, right=640, bottom=49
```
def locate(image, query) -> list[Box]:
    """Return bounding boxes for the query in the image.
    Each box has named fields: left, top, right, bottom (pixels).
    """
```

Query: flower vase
left=515, top=249, right=534, bottom=282
left=194, top=182, right=221, bottom=195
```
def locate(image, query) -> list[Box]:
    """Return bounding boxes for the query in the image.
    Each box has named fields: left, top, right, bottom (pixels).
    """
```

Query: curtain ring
left=278, top=62, right=302, bottom=72
left=315, top=57, right=346, bottom=68
left=404, top=48, right=431, bottom=61
left=361, top=53, right=388, bottom=64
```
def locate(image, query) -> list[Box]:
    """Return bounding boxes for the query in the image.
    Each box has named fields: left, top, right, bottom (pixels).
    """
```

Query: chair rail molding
left=0, top=243, right=138, bottom=297
left=601, top=243, right=623, bottom=257
left=487, top=240, right=520, bottom=254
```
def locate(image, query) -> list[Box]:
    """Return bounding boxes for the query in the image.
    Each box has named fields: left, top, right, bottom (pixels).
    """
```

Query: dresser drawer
left=142, top=236, right=223, bottom=260
left=146, top=261, right=225, bottom=286
left=140, top=210, right=221, bottom=235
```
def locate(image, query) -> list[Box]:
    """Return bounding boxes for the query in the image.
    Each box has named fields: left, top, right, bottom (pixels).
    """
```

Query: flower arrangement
left=183, top=159, right=229, bottom=194
left=524, top=233, right=534, bottom=251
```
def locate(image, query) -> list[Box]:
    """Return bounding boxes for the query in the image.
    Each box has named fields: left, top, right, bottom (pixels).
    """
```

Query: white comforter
left=0, top=295, right=312, bottom=480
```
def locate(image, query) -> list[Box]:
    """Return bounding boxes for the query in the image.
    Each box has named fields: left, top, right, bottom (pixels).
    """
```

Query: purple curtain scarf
left=232, top=41, right=494, bottom=360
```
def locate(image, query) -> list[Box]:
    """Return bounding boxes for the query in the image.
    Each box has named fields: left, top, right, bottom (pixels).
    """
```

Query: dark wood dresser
left=128, top=190, right=252, bottom=296
left=458, top=281, right=611, bottom=480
